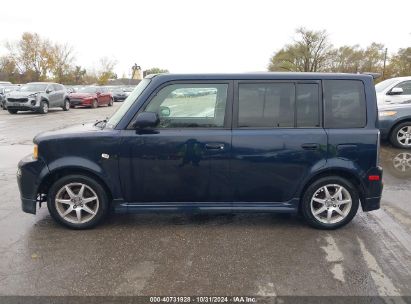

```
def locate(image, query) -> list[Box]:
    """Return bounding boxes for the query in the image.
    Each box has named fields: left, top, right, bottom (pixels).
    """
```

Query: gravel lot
left=0, top=104, right=410, bottom=297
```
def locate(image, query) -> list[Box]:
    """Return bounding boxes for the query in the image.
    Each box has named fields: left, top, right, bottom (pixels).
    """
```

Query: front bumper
left=113, top=96, right=126, bottom=101
left=378, top=117, right=395, bottom=140
left=6, top=98, right=40, bottom=111
left=70, top=99, right=93, bottom=106
left=17, top=154, right=49, bottom=214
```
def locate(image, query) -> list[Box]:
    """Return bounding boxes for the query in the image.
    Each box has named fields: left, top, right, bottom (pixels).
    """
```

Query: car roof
left=147, top=72, right=373, bottom=81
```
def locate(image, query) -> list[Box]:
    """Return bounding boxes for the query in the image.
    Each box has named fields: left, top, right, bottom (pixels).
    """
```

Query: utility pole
left=382, top=48, right=388, bottom=79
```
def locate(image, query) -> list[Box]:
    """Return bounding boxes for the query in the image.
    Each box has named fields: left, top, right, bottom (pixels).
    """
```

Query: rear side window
left=238, top=83, right=294, bottom=127
left=324, top=80, right=366, bottom=128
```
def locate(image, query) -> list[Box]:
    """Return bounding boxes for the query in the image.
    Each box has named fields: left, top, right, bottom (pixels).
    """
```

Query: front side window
left=324, top=80, right=366, bottom=128
left=145, top=83, right=228, bottom=128
left=394, top=81, right=411, bottom=95
left=238, top=83, right=294, bottom=128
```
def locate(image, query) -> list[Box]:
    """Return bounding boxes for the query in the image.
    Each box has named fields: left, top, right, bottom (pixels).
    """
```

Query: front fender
left=46, top=156, right=122, bottom=199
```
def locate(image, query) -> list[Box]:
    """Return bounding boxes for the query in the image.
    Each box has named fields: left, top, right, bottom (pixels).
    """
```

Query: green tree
left=97, top=57, right=117, bottom=85
left=328, top=45, right=364, bottom=73
left=6, top=32, right=54, bottom=81
left=386, top=47, right=411, bottom=77
left=268, top=28, right=333, bottom=72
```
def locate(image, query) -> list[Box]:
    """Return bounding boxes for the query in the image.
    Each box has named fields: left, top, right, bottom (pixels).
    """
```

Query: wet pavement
left=0, top=105, right=410, bottom=297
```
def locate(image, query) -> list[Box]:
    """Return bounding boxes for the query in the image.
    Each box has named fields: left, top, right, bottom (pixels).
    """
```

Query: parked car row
left=1, top=82, right=136, bottom=114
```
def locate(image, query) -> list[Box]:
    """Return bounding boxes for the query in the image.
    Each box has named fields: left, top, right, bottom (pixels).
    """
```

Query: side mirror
left=133, top=112, right=159, bottom=129
left=96, top=91, right=101, bottom=95
left=46, top=88, right=52, bottom=94
left=389, top=87, right=403, bottom=95
left=159, top=106, right=171, bottom=117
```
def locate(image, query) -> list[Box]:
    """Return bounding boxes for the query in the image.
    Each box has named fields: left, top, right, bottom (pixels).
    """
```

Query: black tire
left=38, top=100, right=49, bottom=114
left=62, top=99, right=70, bottom=111
left=8, top=109, right=17, bottom=114
left=301, top=176, right=359, bottom=230
left=91, top=99, right=98, bottom=109
left=47, top=174, right=109, bottom=229
left=108, top=98, right=113, bottom=107
left=390, top=122, right=411, bottom=149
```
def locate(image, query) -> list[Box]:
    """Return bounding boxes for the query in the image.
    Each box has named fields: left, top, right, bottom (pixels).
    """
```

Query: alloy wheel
left=43, top=103, right=49, bottom=113
left=55, top=183, right=99, bottom=224
left=393, top=152, right=411, bottom=172
left=397, top=126, right=411, bottom=147
left=310, top=184, right=352, bottom=224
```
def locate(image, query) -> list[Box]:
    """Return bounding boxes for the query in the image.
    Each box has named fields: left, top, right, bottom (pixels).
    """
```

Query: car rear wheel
left=62, top=99, right=70, bottom=111
left=390, top=122, right=411, bottom=149
left=38, top=101, right=49, bottom=114
left=8, top=109, right=17, bottom=114
left=301, top=176, right=359, bottom=229
left=92, top=99, right=98, bottom=109
left=108, top=98, right=113, bottom=107
left=47, top=174, right=109, bottom=229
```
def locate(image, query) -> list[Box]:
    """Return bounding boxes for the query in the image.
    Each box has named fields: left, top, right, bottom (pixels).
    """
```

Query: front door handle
left=301, top=143, right=320, bottom=150
left=205, top=143, right=225, bottom=150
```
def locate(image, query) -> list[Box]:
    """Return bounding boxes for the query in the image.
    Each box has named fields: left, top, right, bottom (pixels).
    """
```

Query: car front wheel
left=301, top=176, right=359, bottom=229
left=390, top=122, right=411, bottom=149
left=38, top=101, right=49, bottom=114
left=91, top=99, right=98, bottom=108
left=62, top=99, right=70, bottom=111
left=47, top=174, right=109, bottom=229
left=8, top=109, right=17, bottom=114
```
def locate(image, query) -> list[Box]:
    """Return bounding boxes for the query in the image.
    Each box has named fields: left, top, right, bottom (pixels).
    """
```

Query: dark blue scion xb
left=17, top=73, right=383, bottom=229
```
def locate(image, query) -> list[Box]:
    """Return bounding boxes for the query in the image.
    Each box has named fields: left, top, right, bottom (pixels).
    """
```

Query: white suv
left=376, top=76, right=411, bottom=105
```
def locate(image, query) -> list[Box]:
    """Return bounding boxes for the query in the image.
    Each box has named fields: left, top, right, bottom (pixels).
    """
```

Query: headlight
left=28, top=93, right=38, bottom=99
left=33, top=144, right=38, bottom=159
left=379, top=111, right=397, bottom=117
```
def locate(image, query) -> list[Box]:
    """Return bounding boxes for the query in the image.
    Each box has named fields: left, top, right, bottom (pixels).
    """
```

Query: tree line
left=268, top=28, right=411, bottom=80
left=0, top=32, right=169, bottom=85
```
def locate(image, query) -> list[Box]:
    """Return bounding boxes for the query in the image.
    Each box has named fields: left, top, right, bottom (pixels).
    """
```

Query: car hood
left=34, top=122, right=110, bottom=143
left=8, top=91, right=43, bottom=98
left=378, top=103, right=411, bottom=111
left=69, top=93, right=95, bottom=99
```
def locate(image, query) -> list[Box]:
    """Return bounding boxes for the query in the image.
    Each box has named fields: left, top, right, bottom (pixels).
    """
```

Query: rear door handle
left=205, top=143, right=225, bottom=150
left=301, top=143, right=320, bottom=150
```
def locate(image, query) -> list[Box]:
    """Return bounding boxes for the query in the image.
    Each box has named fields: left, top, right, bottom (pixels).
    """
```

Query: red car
left=69, top=87, right=113, bottom=108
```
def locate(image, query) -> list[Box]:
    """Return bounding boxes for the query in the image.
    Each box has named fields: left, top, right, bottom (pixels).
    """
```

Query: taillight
left=368, top=175, right=380, bottom=181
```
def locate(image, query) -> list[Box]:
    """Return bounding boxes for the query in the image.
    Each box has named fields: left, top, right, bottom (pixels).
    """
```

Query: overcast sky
left=1, top=0, right=410, bottom=77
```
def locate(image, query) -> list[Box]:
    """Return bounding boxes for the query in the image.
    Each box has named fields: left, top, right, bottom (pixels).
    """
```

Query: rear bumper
left=362, top=196, right=381, bottom=212
left=361, top=166, right=383, bottom=212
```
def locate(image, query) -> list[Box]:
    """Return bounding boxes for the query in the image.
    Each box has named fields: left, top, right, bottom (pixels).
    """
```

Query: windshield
left=78, top=87, right=97, bottom=93
left=20, top=84, right=48, bottom=92
left=375, top=79, right=399, bottom=93
left=106, top=79, right=151, bottom=128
